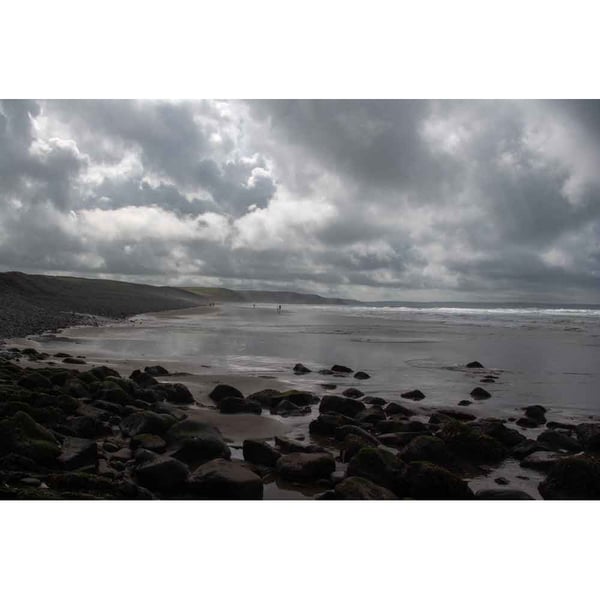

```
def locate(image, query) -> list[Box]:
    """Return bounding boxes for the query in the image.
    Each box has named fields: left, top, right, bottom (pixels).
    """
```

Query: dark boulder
left=274, top=436, right=325, bottom=454
left=520, top=451, right=563, bottom=472
left=401, top=389, right=425, bottom=400
left=470, top=387, right=491, bottom=399
left=524, top=405, right=547, bottom=425
left=331, top=364, right=353, bottom=374
left=319, top=395, right=365, bottom=418
left=539, top=455, right=600, bottom=499
left=167, top=420, right=231, bottom=463
left=466, top=361, right=485, bottom=368
left=537, top=430, right=581, bottom=453
left=90, top=366, right=120, bottom=379
left=517, top=417, right=541, bottom=429
left=346, top=447, right=408, bottom=496
left=63, top=357, right=86, bottom=365
left=246, top=389, right=281, bottom=409
left=342, top=388, right=365, bottom=399
left=334, top=425, right=380, bottom=446
left=354, top=406, right=386, bottom=424
left=276, top=452, right=336, bottom=482
left=18, top=372, right=52, bottom=391
left=152, top=383, right=194, bottom=405
left=270, top=390, right=319, bottom=407
left=335, top=476, right=397, bottom=500
left=270, top=399, right=310, bottom=417
left=143, top=365, right=169, bottom=376
left=58, top=437, right=98, bottom=470
left=209, top=384, right=244, bottom=404
left=129, top=369, right=158, bottom=388
left=398, top=435, right=453, bottom=467
left=219, top=396, right=262, bottom=415
left=476, top=489, right=534, bottom=500
left=377, top=431, right=423, bottom=448
left=406, top=462, right=474, bottom=499
left=293, top=363, right=311, bottom=374
left=363, top=396, right=386, bottom=406
left=470, top=419, right=527, bottom=448
left=189, top=458, right=263, bottom=499
left=437, top=420, right=506, bottom=464
left=430, top=410, right=476, bottom=423
left=575, top=423, right=600, bottom=452
left=0, top=411, right=60, bottom=466
left=135, top=456, right=190, bottom=492
left=309, top=413, right=358, bottom=437
left=384, top=402, right=415, bottom=417
left=131, top=434, right=167, bottom=453
left=354, top=371, right=371, bottom=380
left=511, top=439, right=542, bottom=460
left=120, top=411, right=175, bottom=437
left=242, top=439, right=281, bottom=467
left=341, top=434, right=375, bottom=462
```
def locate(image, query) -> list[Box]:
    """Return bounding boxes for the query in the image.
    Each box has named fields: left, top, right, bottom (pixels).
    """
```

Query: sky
left=0, top=99, right=599, bottom=303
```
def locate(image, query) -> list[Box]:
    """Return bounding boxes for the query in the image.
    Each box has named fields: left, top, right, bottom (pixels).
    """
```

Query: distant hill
left=0, top=272, right=205, bottom=339
left=183, top=287, right=355, bottom=305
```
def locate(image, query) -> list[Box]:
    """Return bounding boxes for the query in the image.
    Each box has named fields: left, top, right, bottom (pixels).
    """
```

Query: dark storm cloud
left=1, top=99, right=600, bottom=301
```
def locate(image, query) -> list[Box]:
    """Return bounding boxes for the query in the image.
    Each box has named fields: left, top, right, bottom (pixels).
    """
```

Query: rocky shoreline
left=1, top=346, right=599, bottom=500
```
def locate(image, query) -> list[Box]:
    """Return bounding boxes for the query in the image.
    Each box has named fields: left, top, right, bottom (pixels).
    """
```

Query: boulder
left=89, top=366, right=120, bottom=379
left=511, top=439, right=542, bottom=459
left=319, top=395, right=365, bottom=418
left=242, top=439, right=281, bottom=467
left=334, top=425, right=380, bottom=446
left=476, top=489, right=534, bottom=500
left=398, top=435, right=453, bottom=467
left=470, top=387, right=491, bottom=399
left=437, top=420, right=506, bottom=464
left=152, top=383, right=194, bottom=405
left=335, top=476, right=397, bottom=500
left=274, top=436, right=326, bottom=454
left=219, top=396, right=262, bottom=415
left=246, top=389, right=281, bottom=409
left=167, top=420, right=231, bottom=463
left=18, top=372, right=52, bottom=390
left=144, top=365, right=169, bottom=376
left=354, top=406, right=386, bottom=424
left=189, top=459, right=263, bottom=499
left=537, top=430, right=581, bottom=453
left=131, top=434, right=167, bottom=453
left=341, top=434, right=375, bottom=462
left=430, top=410, right=476, bottom=423
left=470, top=419, right=526, bottom=448
left=270, top=399, right=310, bottom=417
left=363, top=396, right=386, bottom=406
left=209, top=384, right=244, bottom=404
left=309, top=413, right=359, bottom=437
left=466, top=361, right=484, bottom=368
left=520, top=451, right=563, bottom=472
left=346, top=447, right=408, bottom=496
left=539, top=455, right=600, bottom=499
left=575, top=423, right=600, bottom=452
left=0, top=411, right=60, bottom=466
left=135, top=456, right=190, bottom=492
left=524, top=405, right=547, bottom=425
left=63, top=357, right=86, bottom=365
left=401, top=389, right=425, bottom=400
left=406, top=462, right=474, bottom=499
left=270, top=390, right=319, bottom=407
left=377, top=432, right=423, bottom=448
left=293, top=363, right=311, bottom=374
left=276, top=452, right=336, bottom=482
left=120, top=411, right=175, bottom=437
left=331, top=364, right=353, bottom=374
left=458, top=400, right=472, bottom=407
left=342, top=388, right=365, bottom=399
left=58, top=437, right=98, bottom=470
left=517, top=417, right=542, bottom=429
left=354, top=371, right=371, bottom=380
left=129, top=369, right=158, bottom=388
left=384, top=402, right=415, bottom=417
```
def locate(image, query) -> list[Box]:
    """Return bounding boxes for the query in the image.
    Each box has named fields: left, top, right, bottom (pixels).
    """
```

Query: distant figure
left=253, top=304, right=256, bottom=308
left=277, top=305, right=282, bottom=313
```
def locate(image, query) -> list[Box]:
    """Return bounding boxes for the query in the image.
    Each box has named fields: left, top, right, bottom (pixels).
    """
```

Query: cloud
left=1, top=99, right=600, bottom=302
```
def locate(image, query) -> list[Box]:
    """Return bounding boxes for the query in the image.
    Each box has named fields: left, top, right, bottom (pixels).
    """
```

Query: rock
left=131, top=434, right=167, bottom=453
left=437, top=420, right=506, bottom=464
left=334, top=425, right=380, bottom=446
left=346, top=447, right=408, bottom=496
left=274, top=436, right=326, bottom=454
left=575, top=423, right=600, bottom=452
left=152, top=383, right=195, bottom=405
left=401, top=389, right=425, bottom=400
left=494, top=477, right=510, bottom=485
left=58, top=437, right=98, bottom=470
left=320, top=383, right=337, bottom=390
left=242, top=439, right=281, bottom=467
left=384, top=402, right=414, bottom=417
left=476, top=489, right=534, bottom=500
left=398, top=436, right=453, bottom=467
left=319, top=395, right=365, bottom=418
left=309, top=413, right=358, bottom=437
left=18, top=372, right=52, bottom=390
left=470, top=419, right=527, bottom=448
left=63, top=357, right=86, bottom=365
left=539, top=455, right=600, bottom=499
left=0, top=411, right=60, bottom=466
left=188, top=458, right=263, bottom=499
left=511, top=439, right=542, bottom=459
left=524, top=405, right=547, bottom=425
left=363, top=396, right=386, bottom=406
left=208, top=384, right=243, bottom=404
left=135, top=456, right=190, bottom=492
left=331, top=364, right=353, bottom=374
left=66, top=415, right=110, bottom=438
left=318, top=369, right=334, bottom=375
left=354, top=406, right=386, bottom=424
left=219, top=396, right=262, bottom=415
left=270, top=399, right=310, bottom=417
left=516, top=417, right=541, bottom=429
left=129, top=369, right=158, bottom=388
left=546, top=421, right=577, bottom=431
left=342, top=388, right=365, bottom=399
left=430, top=409, right=476, bottom=423
left=466, top=361, right=485, bottom=368
left=458, top=400, right=472, bottom=406
left=167, top=420, right=231, bottom=463
left=406, top=462, right=474, bottom=499
left=120, top=411, right=175, bottom=437
left=246, top=389, right=281, bottom=409
left=90, top=366, right=121, bottom=379
left=470, top=387, right=491, bottom=399
left=354, top=371, right=370, bottom=380
left=276, top=452, right=335, bottom=482
left=270, top=390, right=319, bottom=407
left=340, top=434, right=375, bottom=462
left=293, top=363, right=311, bottom=374
left=537, top=430, right=581, bottom=452
left=480, top=377, right=496, bottom=383
left=520, top=451, right=563, bottom=472
left=144, top=365, right=169, bottom=376
left=377, top=432, right=423, bottom=448
left=335, top=476, right=397, bottom=499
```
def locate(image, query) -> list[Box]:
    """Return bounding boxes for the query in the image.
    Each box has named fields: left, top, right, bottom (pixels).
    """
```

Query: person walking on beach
left=277, top=305, right=282, bottom=313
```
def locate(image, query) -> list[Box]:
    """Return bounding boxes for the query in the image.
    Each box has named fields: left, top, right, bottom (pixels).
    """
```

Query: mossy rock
left=0, top=411, right=61, bottom=465
left=437, top=420, right=507, bottom=464
left=346, top=447, right=408, bottom=496
left=406, top=461, right=474, bottom=499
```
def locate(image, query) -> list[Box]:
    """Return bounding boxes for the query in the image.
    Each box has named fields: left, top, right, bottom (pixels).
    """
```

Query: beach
left=2, top=302, right=600, bottom=499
